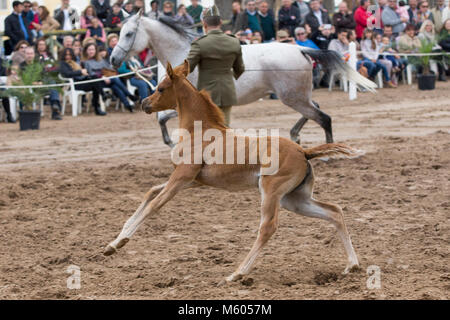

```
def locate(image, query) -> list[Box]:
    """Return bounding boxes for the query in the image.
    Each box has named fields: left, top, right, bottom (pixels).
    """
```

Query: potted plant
left=6, top=62, right=57, bottom=130
left=410, top=39, right=437, bottom=90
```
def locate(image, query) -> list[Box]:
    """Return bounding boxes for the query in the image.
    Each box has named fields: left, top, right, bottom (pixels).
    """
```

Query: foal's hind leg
left=280, top=168, right=358, bottom=273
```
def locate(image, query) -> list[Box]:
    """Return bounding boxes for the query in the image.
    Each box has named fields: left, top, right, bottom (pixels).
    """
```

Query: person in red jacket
left=354, top=0, right=376, bottom=40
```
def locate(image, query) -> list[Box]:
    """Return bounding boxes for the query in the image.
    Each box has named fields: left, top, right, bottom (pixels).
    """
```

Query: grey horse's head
left=110, top=10, right=149, bottom=68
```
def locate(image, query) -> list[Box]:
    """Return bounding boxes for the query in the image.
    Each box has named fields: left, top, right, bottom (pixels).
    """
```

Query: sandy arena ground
left=0, top=83, right=449, bottom=300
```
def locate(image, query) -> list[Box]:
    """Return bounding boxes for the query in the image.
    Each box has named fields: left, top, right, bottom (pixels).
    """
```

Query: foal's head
left=141, top=60, right=190, bottom=114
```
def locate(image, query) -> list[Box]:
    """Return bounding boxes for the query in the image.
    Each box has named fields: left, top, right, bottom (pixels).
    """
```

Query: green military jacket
left=187, top=29, right=245, bottom=107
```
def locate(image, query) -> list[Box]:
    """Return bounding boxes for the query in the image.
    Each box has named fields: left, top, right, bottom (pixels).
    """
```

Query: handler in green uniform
left=186, top=5, right=245, bottom=126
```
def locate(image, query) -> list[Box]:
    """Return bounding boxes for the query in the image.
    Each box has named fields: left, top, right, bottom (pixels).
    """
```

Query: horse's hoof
left=116, top=238, right=129, bottom=249
left=104, top=245, right=117, bottom=256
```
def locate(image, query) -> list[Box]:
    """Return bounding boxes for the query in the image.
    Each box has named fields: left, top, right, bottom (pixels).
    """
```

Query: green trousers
left=219, top=105, right=232, bottom=126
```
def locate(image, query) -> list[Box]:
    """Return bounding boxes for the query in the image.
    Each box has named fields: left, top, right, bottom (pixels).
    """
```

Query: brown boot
left=385, top=80, right=397, bottom=88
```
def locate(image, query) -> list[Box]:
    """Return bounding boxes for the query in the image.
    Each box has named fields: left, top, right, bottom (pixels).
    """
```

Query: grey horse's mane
left=157, top=16, right=198, bottom=43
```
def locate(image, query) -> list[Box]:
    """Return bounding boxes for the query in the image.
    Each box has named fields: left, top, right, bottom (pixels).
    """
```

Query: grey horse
left=111, top=13, right=376, bottom=147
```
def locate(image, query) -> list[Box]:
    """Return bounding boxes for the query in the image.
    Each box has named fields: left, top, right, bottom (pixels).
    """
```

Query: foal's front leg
left=104, top=165, right=201, bottom=256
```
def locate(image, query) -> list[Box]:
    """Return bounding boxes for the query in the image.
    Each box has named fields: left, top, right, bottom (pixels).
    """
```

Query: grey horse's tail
left=300, top=48, right=377, bottom=93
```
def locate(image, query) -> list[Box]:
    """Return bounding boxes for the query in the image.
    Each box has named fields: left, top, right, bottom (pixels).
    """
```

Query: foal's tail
left=299, top=48, right=378, bottom=93
left=304, top=143, right=365, bottom=160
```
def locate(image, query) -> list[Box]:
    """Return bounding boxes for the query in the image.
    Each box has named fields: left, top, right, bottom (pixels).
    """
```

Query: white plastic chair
left=59, top=75, right=88, bottom=117
left=329, top=73, right=348, bottom=92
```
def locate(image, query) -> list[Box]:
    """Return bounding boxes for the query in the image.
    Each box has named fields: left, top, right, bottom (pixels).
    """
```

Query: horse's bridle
left=115, top=18, right=141, bottom=59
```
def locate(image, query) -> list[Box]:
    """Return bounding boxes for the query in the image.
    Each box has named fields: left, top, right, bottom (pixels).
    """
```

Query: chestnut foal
left=104, top=61, right=362, bottom=282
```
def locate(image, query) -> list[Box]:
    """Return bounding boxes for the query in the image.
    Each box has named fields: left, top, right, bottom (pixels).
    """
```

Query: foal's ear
left=166, top=62, right=174, bottom=79
left=183, top=60, right=190, bottom=77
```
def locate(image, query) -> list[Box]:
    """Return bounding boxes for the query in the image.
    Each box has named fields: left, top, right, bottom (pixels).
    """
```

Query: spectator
left=22, top=1, right=34, bottom=22
left=60, top=47, right=106, bottom=116
left=383, top=25, right=395, bottom=42
left=73, top=40, right=82, bottom=64
left=276, top=29, right=295, bottom=44
left=408, top=0, right=420, bottom=26
left=82, top=37, right=97, bottom=47
left=418, top=19, right=437, bottom=44
left=147, top=1, right=162, bottom=19
left=231, top=0, right=242, bottom=33
left=397, top=23, right=422, bottom=53
left=5, top=1, right=33, bottom=51
left=106, top=3, right=124, bottom=28
left=382, top=0, right=408, bottom=36
left=27, top=1, right=43, bottom=39
left=81, top=5, right=100, bottom=29
left=379, top=35, right=405, bottom=75
left=417, top=1, right=433, bottom=29
left=0, top=56, right=15, bottom=123
left=361, top=29, right=397, bottom=87
left=439, top=19, right=450, bottom=51
left=251, top=31, right=263, bottom=43
left=39, top=6, right=60, bottom=32
left=162, top=1, right=174, bottom=17
left=134, top=0, right=145, bottom=13
left=175, top=4, right=194, bottom=25
left=234, top=1, right=263, bottom=34
left=295, top=26, right=319, bottom=49
left=443, top=4, right=450, bottom=23
left=332, top=1, right=356, bottom=33
left=328, top=28, right=349, bottom=54
left=418, top=19, right=447, bottom=81
left=236, top=30, right=250, bottom=44
left=107, top=33, right=119, bottom=56
left=118, top=56, right=157, bottom=102
left=123, top=2, right=135, bottom=16
left=82, top=43, right=137, bottom=113
left=54, top=0, right=80, bottom=32
left=86, top=17, right=107, bottom=46
left=431, top=0, right=446, bottom=32
left=278, top=0, right=301, bottom=37
left=304, top=0, right=331, bottom=35
left=35, top=38, right=54, bottom=62
left=11, top=41, right=29, bottom=67
left=187, top=0, right=203, bottom=30
left=63, top=35, right=74, bottom=49
left=396, top=1, right=410, bottom=23
left=91, top=0, right=111, bottom=24
left=310, top=24, right=334, bottom=50
left=258, top=1, right=276, bottom=42
left=354, top=0, right=375, bottom=41
left=293, top=0, right=310, bottom=22
left=20, top=46, right=63, bottom=119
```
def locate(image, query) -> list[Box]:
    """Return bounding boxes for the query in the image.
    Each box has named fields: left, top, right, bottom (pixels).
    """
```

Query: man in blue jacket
left=4, top=1, right=33, bottom=53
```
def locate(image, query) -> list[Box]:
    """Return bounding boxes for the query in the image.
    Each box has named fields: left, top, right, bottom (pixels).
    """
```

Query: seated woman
left=418, top=19, right=447, bottom=81
left=361, top=29, right=397, bottom=88
left=82, top=43, right=137, bottom=112
left=11, top=41, right=29, bottom=67
left=117, top=55, right=157, bottom=103
left=59, top=47, right=106, bottom=116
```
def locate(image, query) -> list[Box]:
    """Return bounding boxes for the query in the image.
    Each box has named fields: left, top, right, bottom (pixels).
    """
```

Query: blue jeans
left=130, top=77, right=155, bottom=100
left=360, top=58, right=391, bottom=81
left=108, top=78, right=132, bottom=107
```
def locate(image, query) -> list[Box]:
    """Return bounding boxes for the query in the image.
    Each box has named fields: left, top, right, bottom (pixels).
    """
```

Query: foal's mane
left=178, top=76, right=228, bottom=129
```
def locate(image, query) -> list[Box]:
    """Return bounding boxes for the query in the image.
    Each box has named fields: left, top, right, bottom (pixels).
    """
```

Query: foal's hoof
left=104, top=245, right=117, bottom=256
left=343, top=263, right=361, bottom=274
left=116, top=238, right=129, bottom=249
